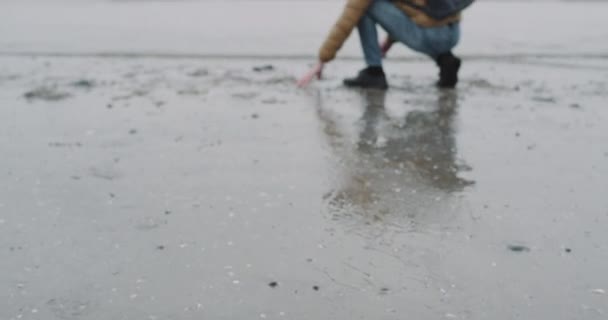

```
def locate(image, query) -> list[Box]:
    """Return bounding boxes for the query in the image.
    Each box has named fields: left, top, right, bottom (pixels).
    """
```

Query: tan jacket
left=319, top=0, right=460, bottom=62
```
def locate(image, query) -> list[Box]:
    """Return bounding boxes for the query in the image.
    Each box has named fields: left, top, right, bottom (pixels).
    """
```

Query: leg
left=357, top=13, right=383, bottom=67
left=344, top=9, right=389, bottom=89
left=366, top=0, right=460, bottom=59
left=366, top=0, right=462, bottom=87
left=427, top=24, right=461, bottom=88
left=421, top=23, right=460, bottom=59
left=365, top=0, right=428, bottom=56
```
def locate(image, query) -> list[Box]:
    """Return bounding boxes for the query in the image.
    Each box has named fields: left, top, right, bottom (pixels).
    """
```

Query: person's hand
left=297, top=62, right=324, bottom=88
left=380, top=36, right=395, bottom=57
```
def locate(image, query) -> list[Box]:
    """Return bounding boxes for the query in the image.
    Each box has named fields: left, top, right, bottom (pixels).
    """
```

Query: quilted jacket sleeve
left=318, top=0, right=372, bottom=63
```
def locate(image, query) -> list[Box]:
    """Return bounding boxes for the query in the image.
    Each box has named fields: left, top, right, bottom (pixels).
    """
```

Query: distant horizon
left=2, top=0, right=607, bottom=2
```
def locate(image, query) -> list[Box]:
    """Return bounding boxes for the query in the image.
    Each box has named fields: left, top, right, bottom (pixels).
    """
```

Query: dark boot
left=436, top=52, right=461, bottom=88
left=344, top=66, right=389, bottom=90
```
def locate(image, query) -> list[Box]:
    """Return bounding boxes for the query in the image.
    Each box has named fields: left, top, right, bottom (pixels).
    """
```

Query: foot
left=436, top=53, right=461, bottom=88
left=344, top=66, right=389, bottom=90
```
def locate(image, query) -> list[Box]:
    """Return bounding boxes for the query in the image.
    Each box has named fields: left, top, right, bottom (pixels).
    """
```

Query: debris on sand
left=89, top=166, right=122, bottom=181
left=177, top=88, right=208, bottom=96
left=591, top=289, right=605, bottom=295
left=532, top=96, right=556, bottom=103
left=0, top=74, right=20, bottom=82
left=253, top=65, right=274, bottom=72
left=24, top=86, right=71, bottom=101
left=48, top=142, right=83, bottom=148
left=47, top=298, right=91, bottom=319
left=508, top=245, right=531, bottom=253
left=188, top=68, right=209, bottom=77
left=232, top=92, right=258, bottom=99
left=263, top=76, right=297, bottom=85
left=71, top=79, right=95, bottom=89
left=261, top=97, right=286, bottom=105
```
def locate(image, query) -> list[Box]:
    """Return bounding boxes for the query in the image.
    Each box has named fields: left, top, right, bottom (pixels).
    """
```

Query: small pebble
left=313, top=285, right=320, bottom=291
left=71, top=80, right=94, bottom=88
left=508, top=245, right=530, bottom=252
left=253, top=65, right=274, bottom=72
left=268, top=281, right=278, bottom=288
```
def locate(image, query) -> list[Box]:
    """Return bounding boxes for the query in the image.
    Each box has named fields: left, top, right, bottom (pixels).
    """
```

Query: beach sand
left=1, top=1, right=607, bottom=319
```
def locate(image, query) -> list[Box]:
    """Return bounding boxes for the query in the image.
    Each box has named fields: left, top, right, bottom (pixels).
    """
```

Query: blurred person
left=299, top=0, right=473, bottom=89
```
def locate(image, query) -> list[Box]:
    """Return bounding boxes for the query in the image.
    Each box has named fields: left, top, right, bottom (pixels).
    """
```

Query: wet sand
left=1, top=1, right=608, bottom=319
left=1, top=55, right=607, bottom=320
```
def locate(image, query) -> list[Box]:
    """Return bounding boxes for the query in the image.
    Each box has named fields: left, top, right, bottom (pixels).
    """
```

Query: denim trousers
left=358, top=0, right=460, bottom=66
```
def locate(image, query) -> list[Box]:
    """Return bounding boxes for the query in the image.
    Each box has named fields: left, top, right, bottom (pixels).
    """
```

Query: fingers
left=297, top=71, right=315, bottom=87
left=297, top=63, right=324, bottom=88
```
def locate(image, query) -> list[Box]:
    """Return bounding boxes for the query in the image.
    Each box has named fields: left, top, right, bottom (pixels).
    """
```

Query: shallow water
left=1, top=55, right=607, bottom=319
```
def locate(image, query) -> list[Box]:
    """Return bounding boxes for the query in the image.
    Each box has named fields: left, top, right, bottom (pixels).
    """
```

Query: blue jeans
left=358, top=0, right=460, bottom=66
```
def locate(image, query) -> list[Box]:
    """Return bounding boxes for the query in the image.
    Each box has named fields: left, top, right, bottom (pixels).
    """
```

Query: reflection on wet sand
left=317, top=89, right=474, bottom=234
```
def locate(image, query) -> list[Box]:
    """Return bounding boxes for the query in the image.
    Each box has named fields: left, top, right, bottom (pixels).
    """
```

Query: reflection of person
left=310, top=0, right=463, bottom=89
left=316, top=89, right=473, bottom=227
left=358, top=90, right=471, bottom=190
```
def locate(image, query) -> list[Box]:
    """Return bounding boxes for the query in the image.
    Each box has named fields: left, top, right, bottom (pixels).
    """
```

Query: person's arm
left=318, top=0, right=371, bottom=63
left=298, top=0, right=371, bottom=87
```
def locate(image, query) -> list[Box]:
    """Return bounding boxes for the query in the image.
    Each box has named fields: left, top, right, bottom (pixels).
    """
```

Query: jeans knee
left=367, top=0, right=394, bottom=20
left=423, top=25, right=460, bottom=56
